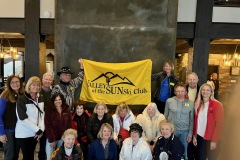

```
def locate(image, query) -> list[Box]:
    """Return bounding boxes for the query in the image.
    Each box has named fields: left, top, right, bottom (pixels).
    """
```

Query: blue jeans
left=175, top=129, right=189, bottom=159
left=46, top=139, right=63, bottom=160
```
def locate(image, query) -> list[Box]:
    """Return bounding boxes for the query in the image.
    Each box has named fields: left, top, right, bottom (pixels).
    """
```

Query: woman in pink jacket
left=193, top=83, right=224, bottom=160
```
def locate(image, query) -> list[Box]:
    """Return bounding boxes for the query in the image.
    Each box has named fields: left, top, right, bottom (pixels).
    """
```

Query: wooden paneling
left=0, top=18, right=24, bottom=33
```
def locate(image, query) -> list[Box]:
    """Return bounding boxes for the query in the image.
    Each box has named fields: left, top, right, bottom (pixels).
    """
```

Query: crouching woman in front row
left=152, top=120, right=184, bottom=160
left=88, top=123, right=118, bottom=160
left=50, top=129, right=82, bottom=160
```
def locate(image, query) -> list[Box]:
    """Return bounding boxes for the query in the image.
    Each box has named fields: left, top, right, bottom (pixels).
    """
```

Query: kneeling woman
left=88, top=123, right=118, bottom=160
left=51, top=129, right=82, bottom=160
left=152, top=120, right=184, bottom=160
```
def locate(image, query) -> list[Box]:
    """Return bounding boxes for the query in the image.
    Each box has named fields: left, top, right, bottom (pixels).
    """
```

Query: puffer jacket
left=112, top=111, right=135, bottom=140
left=15, top=93, right=45, bottom=138
left=119, top=137, right=152, bottom=160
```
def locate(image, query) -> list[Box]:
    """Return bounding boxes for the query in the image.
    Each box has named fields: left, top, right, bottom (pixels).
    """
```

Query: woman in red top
left=193, top=83, right=224, bottom=160
left=45, top=93, right=72, bottom=160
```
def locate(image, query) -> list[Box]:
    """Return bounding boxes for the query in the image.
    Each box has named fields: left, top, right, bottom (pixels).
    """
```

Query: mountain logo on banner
left=91, top=72, right=135, bottom=87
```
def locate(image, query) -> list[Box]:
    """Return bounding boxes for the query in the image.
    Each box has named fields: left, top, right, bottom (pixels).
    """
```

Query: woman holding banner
left=152, top=60, right=178, bottom=114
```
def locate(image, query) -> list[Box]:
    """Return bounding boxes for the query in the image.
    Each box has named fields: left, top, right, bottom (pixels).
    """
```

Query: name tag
left=185, top=103, right=190, bottom=107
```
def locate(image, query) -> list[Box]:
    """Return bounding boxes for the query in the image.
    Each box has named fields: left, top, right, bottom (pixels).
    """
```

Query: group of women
left=0, top=59, right=224, bottom=160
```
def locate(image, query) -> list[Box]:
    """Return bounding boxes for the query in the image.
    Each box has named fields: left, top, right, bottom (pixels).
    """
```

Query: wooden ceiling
left=176, top=39, right=240, bottom=54
left=0, top=33, right=54, bottom=49
left=214, top=0, right=240, bottom=7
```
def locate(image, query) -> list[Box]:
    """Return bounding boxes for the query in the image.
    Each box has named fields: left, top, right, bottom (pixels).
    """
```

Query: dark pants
left=3, top=132, right=20, bottom=160
left=214, top=91, right=219, bottom=100
left=38, top=131, right=46, bottom=160
left=187, top=141, right=197, bottom=160
left=154, top=98, right=166, bottom=114
left=196, top=135, right=220, bottom=160
left=80, top=141, right=88, bottom=160
left=16, top=137, right=38, bottom=160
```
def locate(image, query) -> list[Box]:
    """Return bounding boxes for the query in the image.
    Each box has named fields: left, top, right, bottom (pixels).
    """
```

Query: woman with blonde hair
left=152, top=60, right=178, bottom=113
left=0, top=75, right=24, bottom=159
left=15, top=76, right=45, bottom=160
left=112, top=102, right=135, bottom=142
left=193, top=83, right=224, bottom=160
left=88, top=123, right=118, bottom=160
left=152, top=120, right=184, bottom=160
left=87, top=102, right=113, bottom=143
left=50, top=129, right=82, bottom=160
left=135, top=102, right=165, bottom=149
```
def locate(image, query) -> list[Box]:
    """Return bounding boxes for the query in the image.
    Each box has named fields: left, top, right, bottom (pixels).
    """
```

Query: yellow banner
left=80, top=59, right=152, bottom=105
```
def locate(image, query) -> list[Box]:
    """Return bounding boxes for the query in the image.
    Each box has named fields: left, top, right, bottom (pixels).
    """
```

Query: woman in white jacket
left=119, top=123, right=152, bottom=160
left=135, top=102, right=165, bottom=149
left=16, top=76, right=45, bottom=160
left=112, top=102, right=135, bottom=142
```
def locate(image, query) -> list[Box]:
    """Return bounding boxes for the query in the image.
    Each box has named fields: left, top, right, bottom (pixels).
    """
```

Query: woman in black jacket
left=153, top=120, right=184, bottom=160
left=0, top=75, right=24, bottom=160
left=87, top=102, right=114, bottom=144
left=152, top=60, right=178, bottom=114
left=72, top=100, right=90, bottom=160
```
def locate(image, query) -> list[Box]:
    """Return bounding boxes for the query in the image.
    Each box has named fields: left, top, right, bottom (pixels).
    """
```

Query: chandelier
left=0, top=37, right=18, bottom=59
left=223, top=43, right=240, bottom=66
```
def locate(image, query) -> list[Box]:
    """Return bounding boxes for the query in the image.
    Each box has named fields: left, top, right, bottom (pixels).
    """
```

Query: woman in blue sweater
left=0, top=75, right=24, bottom=159
left=88, top=123, right=118, bottom=160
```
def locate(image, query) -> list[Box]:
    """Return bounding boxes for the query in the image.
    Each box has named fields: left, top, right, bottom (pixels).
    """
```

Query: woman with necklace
left=45, top=93, right=72, bottom=160
left=15, top=76, right=45, bottom=160
left=87, top=102, right=113, bottom=144
left=193, top=83, right=224, bottom=160
left=0, top=75, right=24, bottom=160
left=88, top=123, right=118, bottom=160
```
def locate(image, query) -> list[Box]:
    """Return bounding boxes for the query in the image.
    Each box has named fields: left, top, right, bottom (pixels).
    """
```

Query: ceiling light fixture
left=0, top=36, right=18, bottom=59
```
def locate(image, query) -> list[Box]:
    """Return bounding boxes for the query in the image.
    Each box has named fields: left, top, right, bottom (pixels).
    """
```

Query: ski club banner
left=80, top=59, right=152, bottom=105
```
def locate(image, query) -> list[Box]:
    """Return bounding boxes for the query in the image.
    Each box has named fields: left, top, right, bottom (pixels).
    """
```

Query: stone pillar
left=55, top=0, right=178, bottom=99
